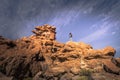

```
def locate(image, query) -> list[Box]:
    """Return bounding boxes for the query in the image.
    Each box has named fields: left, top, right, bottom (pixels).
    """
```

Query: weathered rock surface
left=0, top=24, right=119, bottom=80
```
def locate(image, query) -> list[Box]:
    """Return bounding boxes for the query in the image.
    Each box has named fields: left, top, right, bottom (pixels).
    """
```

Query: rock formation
left=0, top=24, right=120, bottom=80
left=32, top=24, right=56, bottom=40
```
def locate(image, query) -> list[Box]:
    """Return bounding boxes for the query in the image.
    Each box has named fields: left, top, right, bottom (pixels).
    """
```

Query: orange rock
left=0, top=24, right=118, bottom=80
left=102, top=46, right=116, bottom=56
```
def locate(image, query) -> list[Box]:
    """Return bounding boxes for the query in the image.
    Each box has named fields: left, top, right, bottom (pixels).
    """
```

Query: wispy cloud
left=79, top=21, right=111, bottom=42
left=47, top=7, right=81, bottom=40
left=48, top=8, right=81, bottom=30
left=112, top=31, right=116, bottom=35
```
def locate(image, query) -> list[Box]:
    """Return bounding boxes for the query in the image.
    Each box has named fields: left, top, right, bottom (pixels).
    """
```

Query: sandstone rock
left=102, top=46, right=116, bottom=56
left=70, top=67, right=81, bottom=75
left=72, top=75, right=81, bottom=80
left=84, top=46, right=116, bottom=59
left=0, top=24, right=118, bottom=80
left=53, top=41, right=64, bottom=48
left=114, top=58, right=120, bottom=67
left=60, top=73, right=74, bottom=80
left=66, top=41, right=78, bottom=48
left=103, top=59, right=120, bottom=75
left=46, top=67, right=66, bottom=77
left=32, top=24, right=56, bottom=40
left=78, top=42, right=93, bottom=49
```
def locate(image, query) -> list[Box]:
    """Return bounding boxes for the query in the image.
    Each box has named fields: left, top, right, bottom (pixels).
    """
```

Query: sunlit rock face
left=0, top=24, right=120, bottom=80
left=32, top=24, right=56, bottom=40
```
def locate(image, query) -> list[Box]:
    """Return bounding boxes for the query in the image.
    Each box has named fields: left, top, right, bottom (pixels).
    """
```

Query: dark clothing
left=69, top=33, right=72, bottom=38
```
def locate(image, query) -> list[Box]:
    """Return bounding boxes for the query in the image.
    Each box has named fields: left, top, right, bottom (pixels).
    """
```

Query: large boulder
left=102, top=46, right=116, bottom=56
left=103, top=58, right=120, bottom=75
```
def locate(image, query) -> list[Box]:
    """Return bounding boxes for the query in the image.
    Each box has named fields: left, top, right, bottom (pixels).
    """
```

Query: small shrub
left=78, top=69, right=93, bottom=80
left=79, top=69, right=92, bottom=76
left=76, top=76, right=89, bottom=80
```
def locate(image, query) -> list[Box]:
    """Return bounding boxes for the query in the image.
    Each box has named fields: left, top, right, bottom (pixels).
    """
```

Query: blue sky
left=0, top=0, right=120, bottom=57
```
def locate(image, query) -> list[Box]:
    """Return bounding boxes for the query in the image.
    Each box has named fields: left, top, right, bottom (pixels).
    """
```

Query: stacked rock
left=32, top=24, right=56, bottom=40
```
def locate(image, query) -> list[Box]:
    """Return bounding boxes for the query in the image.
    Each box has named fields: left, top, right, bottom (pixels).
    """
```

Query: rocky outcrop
left=0, top=24, right=119, bottom=80
left=103, top=58, right=120, bottom=75
left=32, top=24, right=56, bottom=40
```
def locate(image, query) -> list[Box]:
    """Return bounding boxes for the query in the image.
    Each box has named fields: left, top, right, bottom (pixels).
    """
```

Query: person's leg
left=70, top=37, right=72, bottom=41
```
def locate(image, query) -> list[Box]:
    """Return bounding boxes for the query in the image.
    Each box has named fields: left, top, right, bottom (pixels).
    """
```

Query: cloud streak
left=79, top=22, right=111, bottom=42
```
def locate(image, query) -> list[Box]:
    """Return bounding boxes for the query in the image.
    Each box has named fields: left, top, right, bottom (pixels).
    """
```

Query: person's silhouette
left=69, top=33, right=72, bottom=41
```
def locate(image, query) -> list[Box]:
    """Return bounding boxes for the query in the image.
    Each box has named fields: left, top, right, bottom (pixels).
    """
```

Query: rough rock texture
left=0, top=24, right=119, bottom=80
left=32, top=24, right=56, bottom=40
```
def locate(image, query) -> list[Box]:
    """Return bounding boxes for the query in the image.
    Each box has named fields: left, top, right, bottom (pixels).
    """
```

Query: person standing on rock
left=69, top=32, right=72, bottom=41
